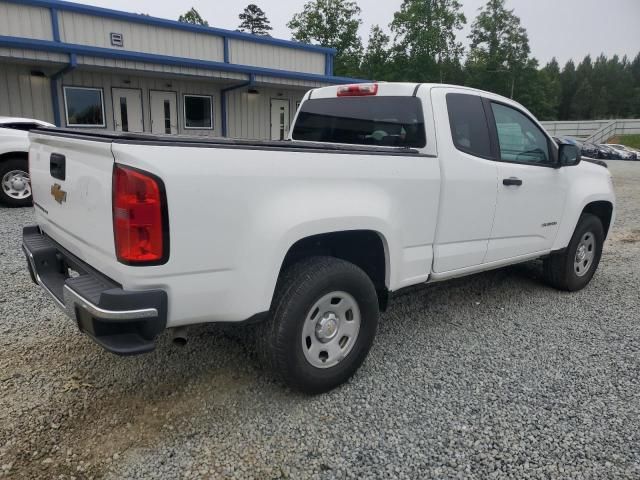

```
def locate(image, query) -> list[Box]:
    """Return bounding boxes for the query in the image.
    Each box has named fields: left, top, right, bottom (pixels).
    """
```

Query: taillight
left=337, top=83, right=378, bottom=97
left=112, top=165, right=168, bottom=265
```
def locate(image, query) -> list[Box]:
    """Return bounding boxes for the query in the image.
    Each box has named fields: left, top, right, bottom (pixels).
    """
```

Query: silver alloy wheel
left=574, top=231, right=596, bottom=277
left=1, top=170, right=31, bottom=200
left=301, top=291, right=361, bottom=369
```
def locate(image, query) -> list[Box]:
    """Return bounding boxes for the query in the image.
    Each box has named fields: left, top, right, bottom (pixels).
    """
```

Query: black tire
left=543, top=213, right=604, bottom=291
left=0, top=157, right=32, bottom=207
left=257, top=256, right=379, bottom=394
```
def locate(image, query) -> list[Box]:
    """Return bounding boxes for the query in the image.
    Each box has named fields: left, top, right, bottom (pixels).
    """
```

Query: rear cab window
left=446, top=93, right=494, bottom=159
left=292, top=96, right=426, bottom=148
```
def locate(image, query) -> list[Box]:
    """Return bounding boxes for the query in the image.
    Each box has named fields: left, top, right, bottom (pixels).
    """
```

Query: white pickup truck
left=24, top=83, right=615, bottom=393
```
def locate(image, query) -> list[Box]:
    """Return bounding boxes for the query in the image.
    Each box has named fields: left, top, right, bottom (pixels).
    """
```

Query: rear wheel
left=0, top=158, right=32, bottom=207
left=258, top=256, right=379, bottom=394
left=543, top=214, right=604, bottom=291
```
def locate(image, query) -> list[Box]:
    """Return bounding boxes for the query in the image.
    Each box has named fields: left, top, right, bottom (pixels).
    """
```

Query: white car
left=0, top=116, right=55, bottom=207
left=24, top=83, right=615, bottom=393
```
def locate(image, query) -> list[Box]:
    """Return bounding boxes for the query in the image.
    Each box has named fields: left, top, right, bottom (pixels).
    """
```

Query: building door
left=150, top=90, right=177, bottom=135
left=270, top=99, right=290, bottom=140
left=112, top=88, right=143, bottom=133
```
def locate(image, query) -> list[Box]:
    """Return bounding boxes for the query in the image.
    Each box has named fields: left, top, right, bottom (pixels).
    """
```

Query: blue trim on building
left=50, top=78, right=60, bottom=126
left=49, top=7, right=60, bottom=42
left=223, top=37, right=230, bottom=64
left=50, top=53, right=78, bottom=126
left=220, top=74, right=256, bottom=137
left=9, top=0, right=337, bottom=55
left=0, top=35, right=364, bottom=85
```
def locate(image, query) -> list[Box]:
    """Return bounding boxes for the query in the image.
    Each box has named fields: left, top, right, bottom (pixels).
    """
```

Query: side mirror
left=558, top=143, right=581, bottom=167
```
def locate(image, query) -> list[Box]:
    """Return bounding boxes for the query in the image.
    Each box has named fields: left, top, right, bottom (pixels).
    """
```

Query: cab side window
left=491, top=103, right=551, bottom=165
left=446, top=93, right=494, bottom=159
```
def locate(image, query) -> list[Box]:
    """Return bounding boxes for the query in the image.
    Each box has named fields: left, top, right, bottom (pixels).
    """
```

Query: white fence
left=540, top=119, right=640, bottom=144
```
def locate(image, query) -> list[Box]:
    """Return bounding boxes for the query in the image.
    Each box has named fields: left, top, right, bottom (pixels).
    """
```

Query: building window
left=63, top=87, right=105, bottom=127
left=184, top=94, right=213, bottom=129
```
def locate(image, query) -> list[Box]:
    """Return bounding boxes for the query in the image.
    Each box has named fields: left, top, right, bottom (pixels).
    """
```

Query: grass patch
left=609, top=134, right=640, bottom=149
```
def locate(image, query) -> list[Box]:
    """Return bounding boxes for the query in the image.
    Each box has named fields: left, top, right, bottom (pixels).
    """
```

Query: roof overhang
left=0, top=35, right=366, bottom=86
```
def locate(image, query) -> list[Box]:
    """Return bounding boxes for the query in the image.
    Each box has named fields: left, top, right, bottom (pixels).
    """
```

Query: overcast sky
left=82, top=0, right=640, bottom=65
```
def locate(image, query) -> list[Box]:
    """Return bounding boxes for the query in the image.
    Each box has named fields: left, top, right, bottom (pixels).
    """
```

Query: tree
left=390, top=0, right=466, bottom=83
left=467, top=0, right=530, bottom=98
left=178, top=8, right=208, bottom=26
left=288, top=0, right=363, bottom=77
left=361, top=25, right=391, bottom=80
left=238, top=4, right=273, bottom=36
left=570, top=79, right=594, bottom=119
left=537, top=58, right=562, bottom=119
left=558, top=60, right=577, bottom=120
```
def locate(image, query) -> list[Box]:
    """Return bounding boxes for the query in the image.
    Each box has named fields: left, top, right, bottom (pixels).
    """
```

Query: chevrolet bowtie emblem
left=51, top=183, right=67, bottom=204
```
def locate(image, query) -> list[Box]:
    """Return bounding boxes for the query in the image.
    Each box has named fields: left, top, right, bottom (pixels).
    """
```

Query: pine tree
left=238, top=4, right=273, bottom=36
left=288, top=0, right=363, bottom=77
left=390, top=0, right=466, bottom=83
left=361, top=25, right=390, bottom=80
left=467, top=0, right=530, bottom=98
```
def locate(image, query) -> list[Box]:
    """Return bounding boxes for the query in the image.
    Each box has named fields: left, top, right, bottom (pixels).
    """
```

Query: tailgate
left=29, top=131, right=116, bottom=270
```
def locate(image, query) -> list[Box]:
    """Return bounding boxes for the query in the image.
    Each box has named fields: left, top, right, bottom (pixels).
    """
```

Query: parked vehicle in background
left=24, top=83, right=615, bottom=393
left=598, top=144, right=622, bottom=160
left=0, top=116, right=55, bottom=207
left=581, top=142, right=601, bottom=159
left=606, top=144, right=638, bottom=160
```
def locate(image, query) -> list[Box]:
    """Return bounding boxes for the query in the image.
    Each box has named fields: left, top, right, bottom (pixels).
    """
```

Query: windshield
left=292, top=96, right=426, bottom=148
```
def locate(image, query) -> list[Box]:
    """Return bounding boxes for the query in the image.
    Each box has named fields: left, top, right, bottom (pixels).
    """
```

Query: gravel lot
left=1, top=161, right=639, bottom=479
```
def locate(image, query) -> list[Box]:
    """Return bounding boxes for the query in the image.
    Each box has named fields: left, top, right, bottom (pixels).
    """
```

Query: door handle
left=50, top=153, right=66, bottom=181
left=503, top=177, right=523, bottom=186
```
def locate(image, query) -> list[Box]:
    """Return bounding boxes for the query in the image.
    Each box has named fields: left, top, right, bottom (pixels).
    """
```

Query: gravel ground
left=1, top=161, right=639, bottom=480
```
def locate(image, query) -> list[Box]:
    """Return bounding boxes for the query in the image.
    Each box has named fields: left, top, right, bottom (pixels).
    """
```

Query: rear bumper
left=22, top=225, right=167, bottom=355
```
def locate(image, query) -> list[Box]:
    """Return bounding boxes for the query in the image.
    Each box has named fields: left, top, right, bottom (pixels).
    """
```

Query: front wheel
left=543, top=213, right=604, bottom=291
left=0, top=158, right=32, bottom=207
left=258, top=256, right=379, bottom=394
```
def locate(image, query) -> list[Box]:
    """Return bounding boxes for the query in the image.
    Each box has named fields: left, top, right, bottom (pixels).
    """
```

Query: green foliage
left=288, top=0, right=363, bottom=77
left=390, top=0, right=466, bottom=82
left=613, top=134, right=640, bottom=149
left=466, top=0, right=529, bottom=99
left=555, top=53, right=640, bottom=120
left=360, top=25, right=391, bottom=80
left=238, top=4, right=273, bottom=36
left=178, top=7, right=208, bottom=26
left=283, top=0, right=639, bottom=120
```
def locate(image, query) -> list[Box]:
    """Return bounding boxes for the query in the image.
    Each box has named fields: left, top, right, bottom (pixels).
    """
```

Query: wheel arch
left=582, top=200, right=613, bottom=239
left=276, top=229, right=391, bottom=311
left=0, top=151, right=28, bottom=163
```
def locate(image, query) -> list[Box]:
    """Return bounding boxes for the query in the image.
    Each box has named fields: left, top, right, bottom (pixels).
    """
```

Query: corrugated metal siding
left=58, top=11, right=225, bottom=62
left=0, top=2, right=53, bottom=40
left=226, top=87, right=306, bottom=140
left=75, top=55, right=245, bottom=81
left=57, top=70, right=223, bottom=137
left=0, top=62, right=54, bottom=123
left=230, top=39, right=326, bottom=75
left=0, top=47, right=68, bottom=64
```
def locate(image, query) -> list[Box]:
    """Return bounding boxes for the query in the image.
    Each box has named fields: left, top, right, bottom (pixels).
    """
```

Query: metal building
left=0, top=0, right=358, bottom=140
